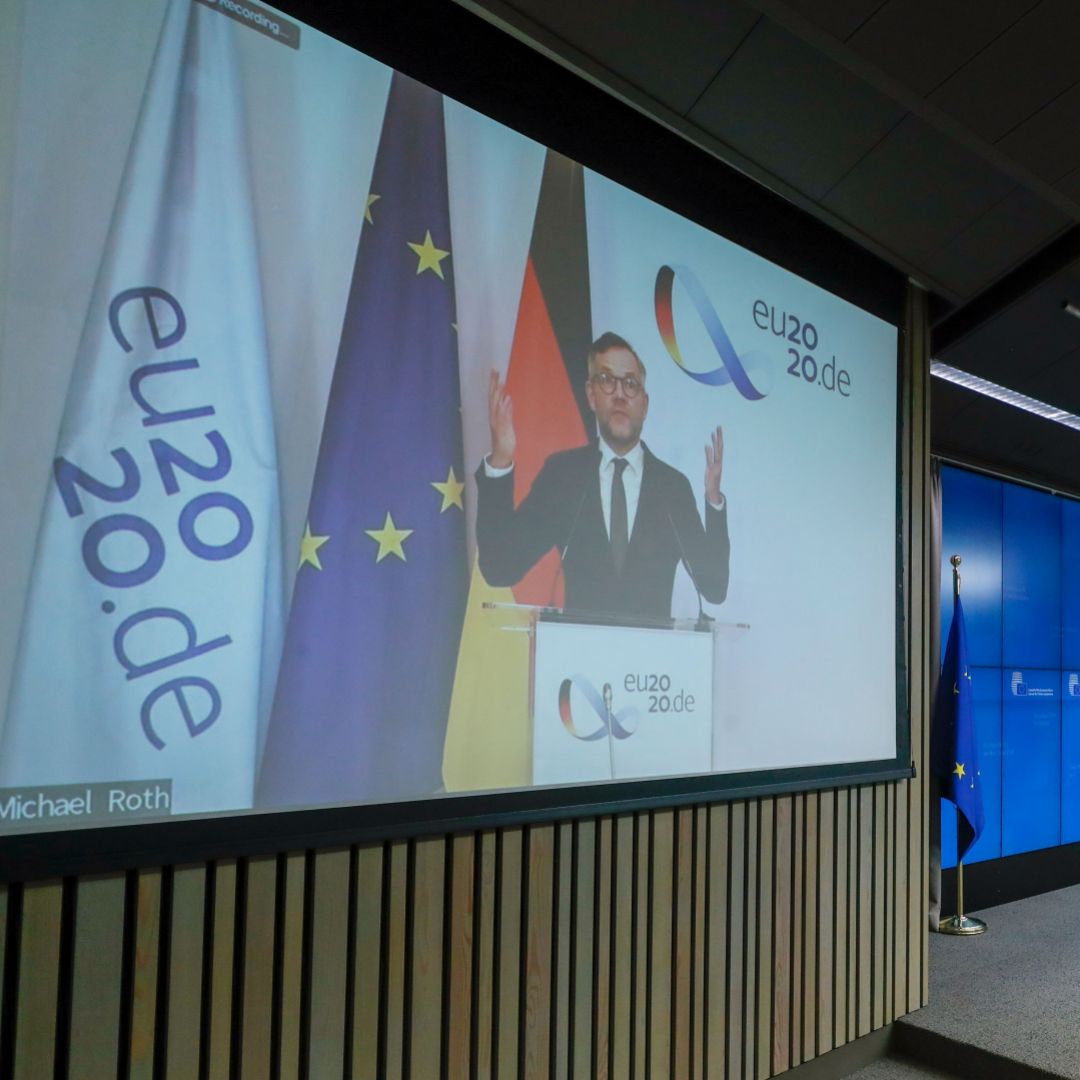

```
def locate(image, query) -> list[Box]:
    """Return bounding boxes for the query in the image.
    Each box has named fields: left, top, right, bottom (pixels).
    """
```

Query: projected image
left=0, top=0, right=899, bottom=834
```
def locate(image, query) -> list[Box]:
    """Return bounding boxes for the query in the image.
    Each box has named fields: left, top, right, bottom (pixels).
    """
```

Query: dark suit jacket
left=475, top=440, right=729, bottom=620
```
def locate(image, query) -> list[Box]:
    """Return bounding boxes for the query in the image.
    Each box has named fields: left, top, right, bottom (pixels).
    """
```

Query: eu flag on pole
left=932, top=593, right=984, bottom=861
left=256, top=72, right=467, bottom=807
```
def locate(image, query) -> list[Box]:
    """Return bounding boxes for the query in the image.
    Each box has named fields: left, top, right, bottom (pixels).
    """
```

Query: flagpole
left=939, top=554, right=988, bottom=936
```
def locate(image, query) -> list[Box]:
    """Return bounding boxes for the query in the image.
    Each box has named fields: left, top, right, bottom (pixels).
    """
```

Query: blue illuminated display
left=941, top=464, right=1080, bottom=867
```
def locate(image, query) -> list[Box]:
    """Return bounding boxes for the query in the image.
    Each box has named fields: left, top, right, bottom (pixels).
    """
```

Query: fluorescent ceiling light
left=930, top=360, right=1080, bottom=432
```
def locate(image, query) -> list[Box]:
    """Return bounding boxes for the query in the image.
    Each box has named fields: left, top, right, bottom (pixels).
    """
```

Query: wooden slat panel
left=833, top=791, right=848, bottom=1052
left=410, top=837, right=445, bottom=1079
left=743, top=801, right=758, bottom=1080
left=610, top=814, right=632, bottom=1080
left=553, top=821, right=572, bottom=1077
left=206, top=860, right=237, bottom=1080
left=0, top=884, right=6, bottom=1058
left=240, top=857, right=277, bottom=1080
left=802, top=793, right=818, bottom=1064
left=475, top=832, right=497, bottom=1080
left=772, top=796, right=792, bottom=1077
left=593, top=817, right=613, bottom=1079
left=446, top=834, right=474, bottom=1080
left=308, top=848, right=350, bottom=1079
left=882, top=785, right=894, bottom=1026
left=648, top=809, right=674, bottom=1078
left=632, top=812, right=649, bottom=1080
left=847, top=790, right=858, bottom=1041
left=755, top=799, right=773, bottom=1080
left=572, top=820, right=596, bottom=1080
left=790, top=796, right=803, bottom=1069
left=13, top=878, right=62, bottom=1080
left=817, top=791, right=835, bottom=1055
left=383, top=842, right=408, bottom=1080
left=522, top=824, right=554, bottom=1079
left=129, top=869, right=162, bottom=1080
left=673, top=808, right=693, bottom=1080
left=165, top=865, right=206, bottom=1079
left=726, top=802, right=745, bottom=1079
left=857, top=787, right=873, bottom=1037
left=873, top=786, right=887, bottom=1032
left=68, top=873, right=125, bottom=1080
left=495, top=829, right=522, bottom=1078
left=893, top=782, right=910, bottom=1022
left=908, top=771, right=923, bottom=1014
left=706, top=803, right=729, bottom=1080
left=278, top=853, right=307, bottom=1080
left=692, top=806, right=706, bottom=1080
left=351, top=845, right=383, bottom=1080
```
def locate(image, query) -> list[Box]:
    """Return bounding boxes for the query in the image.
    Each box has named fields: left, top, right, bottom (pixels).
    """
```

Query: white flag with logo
left=1, top=0, right=283, bottom=816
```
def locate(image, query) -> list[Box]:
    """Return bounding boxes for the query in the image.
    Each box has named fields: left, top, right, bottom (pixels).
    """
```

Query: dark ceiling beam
left=932, top=225, right=1080, bottom=355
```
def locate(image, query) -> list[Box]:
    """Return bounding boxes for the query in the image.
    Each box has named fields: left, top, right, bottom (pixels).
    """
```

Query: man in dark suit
left=475, top=332, right=729, bottom=621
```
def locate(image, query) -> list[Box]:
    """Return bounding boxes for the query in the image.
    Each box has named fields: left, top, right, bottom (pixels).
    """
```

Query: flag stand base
left=938, top=914, right=987, bottom=935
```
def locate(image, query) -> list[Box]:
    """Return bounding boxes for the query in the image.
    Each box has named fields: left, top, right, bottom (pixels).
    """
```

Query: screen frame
left=0, top=0, right=914, bottom=882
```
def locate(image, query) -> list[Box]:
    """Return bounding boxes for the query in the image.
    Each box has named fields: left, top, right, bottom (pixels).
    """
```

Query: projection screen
left=0, top=0, right=903, bottom=841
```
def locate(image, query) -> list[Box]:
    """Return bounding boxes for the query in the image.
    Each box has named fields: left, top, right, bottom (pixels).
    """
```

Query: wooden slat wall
left=0, top=291, right=929, bottom=1077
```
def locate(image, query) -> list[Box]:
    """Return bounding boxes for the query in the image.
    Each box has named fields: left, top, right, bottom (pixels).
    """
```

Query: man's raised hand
left=488, top=369, right=516, bottom=469
left=704, top=425, right=724, bottom=506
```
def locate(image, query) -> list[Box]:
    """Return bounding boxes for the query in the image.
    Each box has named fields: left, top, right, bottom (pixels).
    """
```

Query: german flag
left=443, top=149, right=593, bottom=791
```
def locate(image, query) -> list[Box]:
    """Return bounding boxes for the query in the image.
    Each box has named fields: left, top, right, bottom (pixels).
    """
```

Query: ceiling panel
left=501, top=0, right=761, bottom=115
left=997, top=80, right=1080, bottom=184
left=688, top=20, right=904, bottom=199
left=938, top=266, right=1080, bottom=387
left=1055, top=166, right=1080, bottom=205
left=776, top=0, right=885, bottom=41
left=822, top=116, right=1014, bottom=271
left=930, top=188, right=1068, bottom=300
left=1020, top=343, right=1080, bottom=414
left=847, top=0, right=1037, bottom=98
left=928, top=0, right=1080, bottom=143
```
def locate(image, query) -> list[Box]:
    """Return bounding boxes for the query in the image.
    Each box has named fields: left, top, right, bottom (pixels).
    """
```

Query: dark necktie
left=610, top=458, right=629, bottom=576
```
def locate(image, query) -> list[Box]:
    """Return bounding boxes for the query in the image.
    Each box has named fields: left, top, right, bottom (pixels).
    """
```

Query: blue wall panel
left=941, top=467, right=1002, bottom=667
left=1062, top=669, right=1080, bottom=844
left=1001, top=668, right=1060, bottom=856
left=1060, top=499, right=1080, bottom=668
left=1002, top=485, right=1061, bottom=669
left=940, top=466, right=1080, bottom=865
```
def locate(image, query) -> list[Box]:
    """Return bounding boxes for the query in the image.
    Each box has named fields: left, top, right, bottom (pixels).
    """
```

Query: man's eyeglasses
left=591, top=372, right=644, bottom=398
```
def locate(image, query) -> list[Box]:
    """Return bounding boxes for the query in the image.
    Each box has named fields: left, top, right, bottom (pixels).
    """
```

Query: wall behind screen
left=940, top=464, right=1080, bottom=867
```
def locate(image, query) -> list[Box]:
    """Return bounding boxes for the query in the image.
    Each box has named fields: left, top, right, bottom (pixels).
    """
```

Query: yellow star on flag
left=298, top=522, right=329, bottom=571
left=431, top=466, right=465, bottom=512
left=407, top=230, right=450, bottom=278
left=365, top=193, right=381, bottom=224
left=365, top=512, right=413, bottom=563
left=953, top=762, right=965, bottom=779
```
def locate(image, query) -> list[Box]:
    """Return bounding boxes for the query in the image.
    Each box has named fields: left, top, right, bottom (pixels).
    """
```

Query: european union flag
left=932, top=594, right=984, bottom=861
left=257, top=72, right=467, bottom=807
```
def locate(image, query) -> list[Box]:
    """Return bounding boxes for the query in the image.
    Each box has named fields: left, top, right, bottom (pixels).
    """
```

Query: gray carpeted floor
left=846, top=1056, right=959, bottom=1079
left=903, top=882, right=1080, bottom=1078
